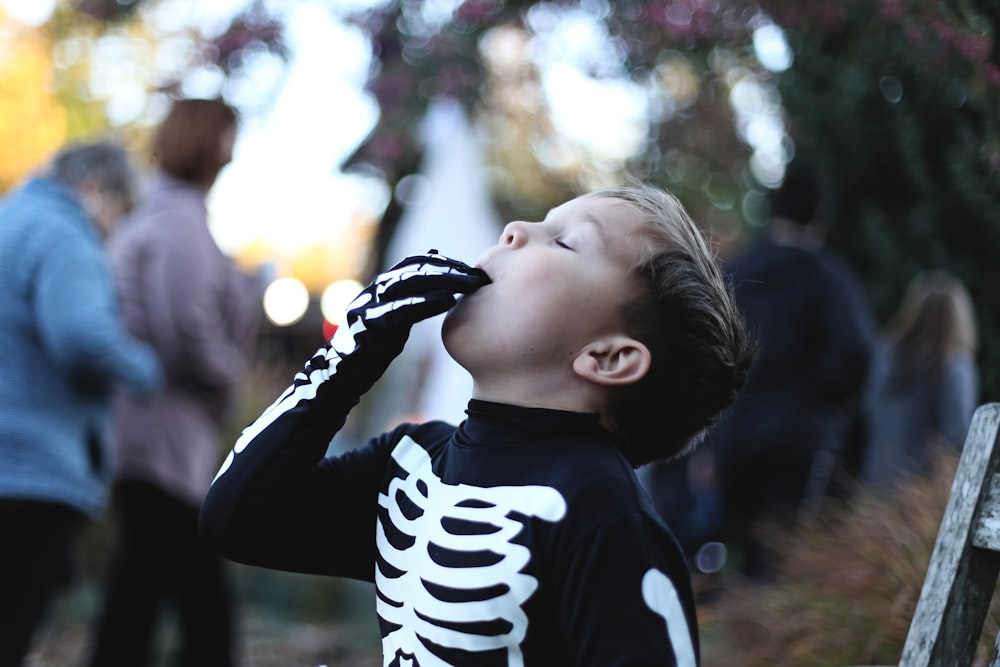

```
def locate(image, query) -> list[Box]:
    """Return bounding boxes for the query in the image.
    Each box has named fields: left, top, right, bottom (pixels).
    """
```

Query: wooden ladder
left=850, top=402, right=1000, bottom=667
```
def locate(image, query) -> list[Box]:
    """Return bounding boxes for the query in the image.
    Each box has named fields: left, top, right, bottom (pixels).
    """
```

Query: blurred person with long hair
left=88, top=98, right=260, bottom=667
left=862, top=271, right=979, bottom=486
left=0, top=141, right=161, bottom=667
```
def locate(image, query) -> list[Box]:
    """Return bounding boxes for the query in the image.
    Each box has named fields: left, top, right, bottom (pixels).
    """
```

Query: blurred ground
left=23, top=575, right=383, bottom=667
left=25, top=614, right=382, bottom=667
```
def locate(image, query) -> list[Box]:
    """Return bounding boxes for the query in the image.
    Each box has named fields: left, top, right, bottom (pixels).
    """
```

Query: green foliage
left=765, top=0, right=1000, bottom=398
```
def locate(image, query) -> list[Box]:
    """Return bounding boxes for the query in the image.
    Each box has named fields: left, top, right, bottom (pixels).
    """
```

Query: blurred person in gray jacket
left=0, top=141, right=161, bottom=667
left=89, top=98, right=261, bottom=667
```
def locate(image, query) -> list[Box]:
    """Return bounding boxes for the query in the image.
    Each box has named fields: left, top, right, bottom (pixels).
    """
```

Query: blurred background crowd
left=0, top=0, right=998, bottom=665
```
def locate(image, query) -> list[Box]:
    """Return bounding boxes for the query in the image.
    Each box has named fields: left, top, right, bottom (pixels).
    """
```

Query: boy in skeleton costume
left=200, top=184, right=753, bottom=666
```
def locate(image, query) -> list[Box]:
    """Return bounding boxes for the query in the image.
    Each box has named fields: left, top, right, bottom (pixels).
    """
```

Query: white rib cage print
left=376, top=437, right=567, bottom=667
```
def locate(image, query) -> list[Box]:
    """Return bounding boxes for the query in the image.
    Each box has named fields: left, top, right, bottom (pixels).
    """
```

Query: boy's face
left=443, top=194, right=648, bottom=389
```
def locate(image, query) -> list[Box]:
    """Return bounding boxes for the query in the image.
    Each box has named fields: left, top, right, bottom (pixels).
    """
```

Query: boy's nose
left=500, top=221, right=529, bottom=248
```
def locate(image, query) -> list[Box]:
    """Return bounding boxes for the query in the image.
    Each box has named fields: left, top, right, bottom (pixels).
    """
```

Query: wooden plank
left=973, top=472, right=1000, bottom=551
left=898, top=403, right=1000, bottom=667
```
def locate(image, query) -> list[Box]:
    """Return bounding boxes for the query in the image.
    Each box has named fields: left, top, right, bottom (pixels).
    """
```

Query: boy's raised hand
left=204, top=252, right=487, bottom=505
left=330, top=251, right=489, bottom=358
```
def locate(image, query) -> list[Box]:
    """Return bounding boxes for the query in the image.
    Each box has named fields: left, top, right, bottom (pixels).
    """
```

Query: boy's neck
left=470, top=372, right=608, bottom=421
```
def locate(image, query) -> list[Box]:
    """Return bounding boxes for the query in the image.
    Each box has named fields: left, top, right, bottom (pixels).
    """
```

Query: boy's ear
left=572, top=336, right=651, bottom=387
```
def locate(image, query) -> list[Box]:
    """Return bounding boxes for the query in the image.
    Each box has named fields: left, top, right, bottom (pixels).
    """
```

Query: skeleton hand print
left=330, top=251, right=490, bottom=357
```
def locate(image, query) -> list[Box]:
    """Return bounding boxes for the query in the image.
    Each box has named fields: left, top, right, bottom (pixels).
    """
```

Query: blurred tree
left=0, top=0, right=288, bottom=195
left=0, top=17, right=67, bottom=190
left=16, top=0, right=997, bottom=397
left=342, top=0, right=1000, bottom=399
left=344, top=0, right=776, bottom=274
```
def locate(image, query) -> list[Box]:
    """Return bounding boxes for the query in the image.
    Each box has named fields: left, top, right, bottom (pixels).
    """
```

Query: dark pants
left=89, top=480, right=234, bottom=667
left=718, top=445, right=819, bottom=580
left=0, top=500, right=83, bottom=667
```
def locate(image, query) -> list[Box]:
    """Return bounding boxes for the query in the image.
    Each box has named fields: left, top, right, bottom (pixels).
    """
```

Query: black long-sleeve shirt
left=201, top=347, right=699, bottom=666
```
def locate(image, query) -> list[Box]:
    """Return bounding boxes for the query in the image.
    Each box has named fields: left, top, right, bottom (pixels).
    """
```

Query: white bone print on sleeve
left=376, top=438, right=567, bottom=667
left=210, top=254, right=486, bottom=487
left=642, top=568, right=696, bottom=667
left=211, top=344, right=344, bottom=483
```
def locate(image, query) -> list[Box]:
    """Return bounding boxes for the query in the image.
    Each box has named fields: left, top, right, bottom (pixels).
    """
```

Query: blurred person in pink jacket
left=89, top=98, right=261, bottom=667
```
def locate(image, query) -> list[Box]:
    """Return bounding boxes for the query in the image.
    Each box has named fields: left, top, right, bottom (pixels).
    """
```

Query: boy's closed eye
left=555, top=239, right=574, bottom=250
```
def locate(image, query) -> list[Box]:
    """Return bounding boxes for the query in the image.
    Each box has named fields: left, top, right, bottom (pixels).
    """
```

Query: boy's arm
left=199, top=253, right=489, bottom=577
left=559, top=516, right=700, bottom=666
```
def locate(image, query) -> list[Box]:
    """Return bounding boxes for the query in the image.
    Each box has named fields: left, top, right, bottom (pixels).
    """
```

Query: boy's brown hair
left=152, top=98, right=237, bottom=187
left=596, top=183, right=755, bottom=466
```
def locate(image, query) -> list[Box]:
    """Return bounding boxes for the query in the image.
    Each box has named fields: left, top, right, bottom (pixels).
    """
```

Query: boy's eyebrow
left=541, top=207, right=608, bottom=249
left=544, top=214, right=604, bottom=242
left=579, top=213, right=609, bottom=249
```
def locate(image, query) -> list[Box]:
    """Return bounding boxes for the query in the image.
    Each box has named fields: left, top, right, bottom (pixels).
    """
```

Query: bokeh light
left=752, top=23, right=793, bottom=73
left=0, top=0, right=55, bottom=26
left=320, top=279, right=363, bottom=327
left=262, top=276, right=310, bottom=326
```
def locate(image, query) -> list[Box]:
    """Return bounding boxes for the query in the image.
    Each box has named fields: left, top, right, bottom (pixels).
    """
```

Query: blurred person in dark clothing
left=863, top=271, right=979, bottom=486
left=0, top=142, right=161, bottom=667
left=708, top=163, right=877, bottom=579
left=88, top=98, right=260, bottom=667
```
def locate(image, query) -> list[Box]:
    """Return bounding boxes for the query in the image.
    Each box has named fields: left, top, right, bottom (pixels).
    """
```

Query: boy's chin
left=440, top=327, right=464, bottom=370
left=440, top=309, right=461, bottom=348
left=443, top=294, right=471, bottom=327
left=441, top=309, right=474, bottom=365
